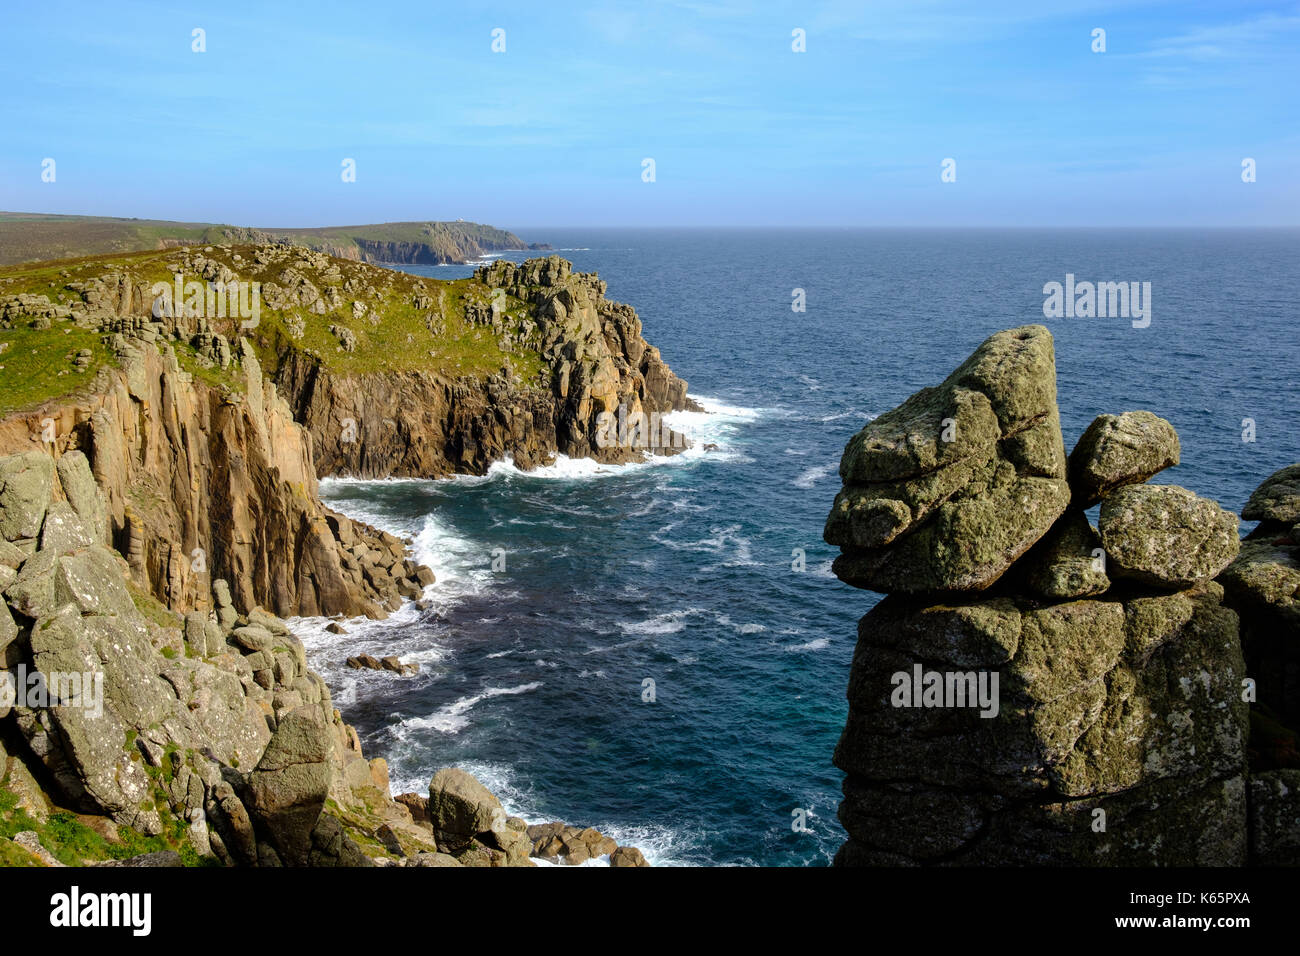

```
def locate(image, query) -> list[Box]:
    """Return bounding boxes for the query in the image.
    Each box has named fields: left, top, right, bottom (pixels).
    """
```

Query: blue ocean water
left=294, top=228, right=1300, bottom=866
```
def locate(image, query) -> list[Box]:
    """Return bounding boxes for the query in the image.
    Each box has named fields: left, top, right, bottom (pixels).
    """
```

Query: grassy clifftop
left=0, top=242, right=551, bottom=417
left=0, top=212, right=545, bottom=268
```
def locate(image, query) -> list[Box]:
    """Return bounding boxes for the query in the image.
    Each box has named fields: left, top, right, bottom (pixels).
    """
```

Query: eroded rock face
left=824, top=325, right=1276, bottom=866
left=825, top=326, right=1069, bottom=594
left=834, top=585, right=1247, bottom=864
left=0, top=344, right=432, bottom=620
left=279, top=256, right=698, bottom=479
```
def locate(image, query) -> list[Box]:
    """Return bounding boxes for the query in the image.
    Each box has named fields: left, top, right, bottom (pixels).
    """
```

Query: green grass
left=0, top=242, right=558, bottom=419
left=0, top=765, right=215, bottom=866
left=0, top=324, right=114, bottom=417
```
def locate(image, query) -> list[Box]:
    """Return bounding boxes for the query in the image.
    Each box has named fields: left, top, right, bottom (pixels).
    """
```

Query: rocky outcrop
left=1219, top=463, right=1300, bottom=763
left=0, top=243, right=691, bottom=867
left=0, top=451, right=408, bottom=865
left=824, top=325, right=1283, bottom=866
left=278, top=256, right=697, bottom=478
left=0, top=334, right=432, bottom=621
left=387, top=772, right=650, bottom=867
left=825, top=326, right=1070, bottom=594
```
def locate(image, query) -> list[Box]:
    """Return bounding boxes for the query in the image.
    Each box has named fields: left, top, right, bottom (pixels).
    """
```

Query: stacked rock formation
left=824, top=325, right=1264, bottom=865
left=1218, top=465, right=1300, bottom=864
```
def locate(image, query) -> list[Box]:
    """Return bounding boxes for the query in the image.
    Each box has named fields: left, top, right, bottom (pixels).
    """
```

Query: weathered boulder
left=245, top=707, right=333, bottom=866
left=1242, top=464, right=1300, bottom=525
left=1023, top=510, right=1110, bottom=599
left=826, top=326, right=1069, bottom=594
left=1099, top=484, right=1240, bottom=589
left=1068, top=411, right=1180, bottom=506
left=55, top=451, right=108, bottom=544
left=427, top=768, right=507, bottom=853
left=0, top=452, right=53, bottom=541
left=610, top=845, right=649, bottom=867
left=39, top=502, right=95, bottom=555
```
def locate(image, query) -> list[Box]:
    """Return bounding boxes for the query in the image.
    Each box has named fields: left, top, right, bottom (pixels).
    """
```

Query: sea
left=289, top=228, right=1300, bottom=866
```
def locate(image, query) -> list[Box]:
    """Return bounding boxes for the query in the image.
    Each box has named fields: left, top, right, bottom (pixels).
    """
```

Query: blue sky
left=0, top=1, right=1296, bottom=227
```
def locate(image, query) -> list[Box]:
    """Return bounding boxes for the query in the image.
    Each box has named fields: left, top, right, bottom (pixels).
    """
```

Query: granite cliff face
left=278, top=256, right=697, bottom=478
left=0, top=339, right=426, bottom=621
left=825, top=325, right=1298, bottom=866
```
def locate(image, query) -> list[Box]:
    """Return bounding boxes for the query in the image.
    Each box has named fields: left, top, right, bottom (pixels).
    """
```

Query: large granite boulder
left=834, top=584, right=1248, bottom=864
left=1068, top=411, right=1180, bottom=506
left=428, top=768, right=509, bottom=854
left=245, top=707, right=333, bottom=866
left=0, top=452, right=53, bottom=541
left=826, top=326, right=1070, bottom=594
left=1099, top=484, right=1240, bottom=589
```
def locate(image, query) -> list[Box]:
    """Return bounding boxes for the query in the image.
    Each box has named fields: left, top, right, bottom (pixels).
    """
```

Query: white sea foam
left=793, top=463, right=835, bottom=489
left=785, top=637, right=831, bottom=653
left=818, top=409, right=873, bottom=423
left=651, top=522, right=756, bottom=570
left=618, top=607, right=705, bottom=636
left=397, top=681, right=544, bottom=735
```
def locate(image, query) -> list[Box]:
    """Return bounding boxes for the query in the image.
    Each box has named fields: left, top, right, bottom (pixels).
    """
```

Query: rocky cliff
left=0, top=245, right=694, bottom=614
left=0, top=341, right=427, bottom=621
left=278, top=256, right=698, bottom=478
left=0, top=244, right=684, bottom=866
left=824, top=325, right=1299, bottom=865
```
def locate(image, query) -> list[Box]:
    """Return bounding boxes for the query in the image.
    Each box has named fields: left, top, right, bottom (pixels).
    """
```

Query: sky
left=0, top=0, right=1296, bottom=228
